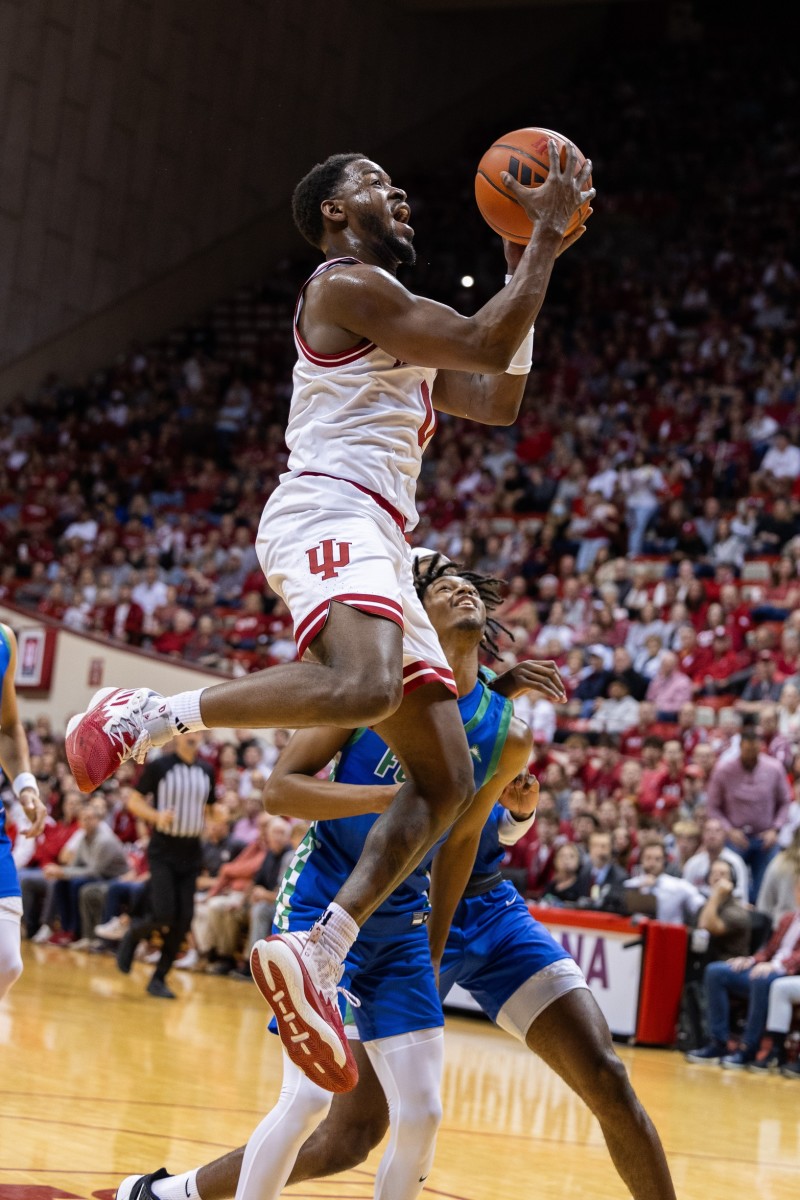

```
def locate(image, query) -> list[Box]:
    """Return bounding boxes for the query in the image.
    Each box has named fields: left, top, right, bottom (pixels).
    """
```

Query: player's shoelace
left=302, top=930, right=361, bottom=1010
left=103, top=706, right=153, bottom=766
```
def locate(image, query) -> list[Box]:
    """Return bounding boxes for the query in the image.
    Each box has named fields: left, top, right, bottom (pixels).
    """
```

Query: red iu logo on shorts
left=306, top=539, right=352, bottom=580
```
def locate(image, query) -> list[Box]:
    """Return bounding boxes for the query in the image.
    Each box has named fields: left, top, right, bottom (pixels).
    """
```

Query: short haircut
left=707, top=858, right=735, bottom=884
left=292, top=153, right=365, bottom=248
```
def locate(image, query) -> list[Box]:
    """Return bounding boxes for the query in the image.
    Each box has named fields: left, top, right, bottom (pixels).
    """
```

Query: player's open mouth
left=393, top=203, right=411, bottom=224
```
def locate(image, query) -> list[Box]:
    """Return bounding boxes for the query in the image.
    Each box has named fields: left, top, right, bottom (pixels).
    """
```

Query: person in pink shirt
left=645, top=651, right=694, bottom=720
left=706, top=728, right=792, bottom=899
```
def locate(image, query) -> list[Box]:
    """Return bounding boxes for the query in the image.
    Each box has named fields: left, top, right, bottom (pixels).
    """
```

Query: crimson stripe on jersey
left=417, top=379, right=437, bottom=448
left=295, top=331, right=377, bottom=367
left=403, top=666, right=458, bottom=697
left=296, top=471, right=406, bottom=532
left=403, top=658, right=455, bottom=683
left=295, top=599, right=330, bottom=641
left=295, top=594, right=405, bottom=661
left=293, top=257, right=376, bottom=366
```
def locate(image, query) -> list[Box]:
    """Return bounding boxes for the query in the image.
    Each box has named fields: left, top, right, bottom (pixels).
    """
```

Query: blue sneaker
left=721, top=1048, right=754, bottom=1070
left=780, top=1060, right=800, bottom=1079
left=685, top=1042, right=725, bottom=1064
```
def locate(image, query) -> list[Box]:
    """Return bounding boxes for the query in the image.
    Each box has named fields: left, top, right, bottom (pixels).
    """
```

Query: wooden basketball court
left=1, top=945, right=797, bottom=1200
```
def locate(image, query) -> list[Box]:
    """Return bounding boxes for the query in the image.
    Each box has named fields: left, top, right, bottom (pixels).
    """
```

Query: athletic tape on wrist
left=13, top=772, right=39, bottom=799
left=503, top=275, right=534, bottom=374
left=506, top=327, right=535, bottom=375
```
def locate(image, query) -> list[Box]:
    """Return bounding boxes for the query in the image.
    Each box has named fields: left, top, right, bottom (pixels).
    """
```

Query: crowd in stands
left=1, top=27, right=800, bottom=1062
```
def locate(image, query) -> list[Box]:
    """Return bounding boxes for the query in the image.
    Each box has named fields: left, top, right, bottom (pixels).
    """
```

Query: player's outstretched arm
left=0, top=625, right=47, bottom=838
left=316, top=142, right=594, bottom=376
left=262, top=726, right=399, bottom=820
left=427, top=716, right=532, bottom=969
left=430, top=218, right=591, bottom=424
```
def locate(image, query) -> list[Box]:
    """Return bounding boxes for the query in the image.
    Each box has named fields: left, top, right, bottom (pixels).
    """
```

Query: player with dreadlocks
left=117, top=560, right=676, bottom=1200
left=117, top=560, right=534, bottom=1200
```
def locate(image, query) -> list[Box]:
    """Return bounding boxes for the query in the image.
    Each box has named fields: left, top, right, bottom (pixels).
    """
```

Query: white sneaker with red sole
left=251, top=928, right=359, bottom=1093
left=66, top=687, right=172, bottom=793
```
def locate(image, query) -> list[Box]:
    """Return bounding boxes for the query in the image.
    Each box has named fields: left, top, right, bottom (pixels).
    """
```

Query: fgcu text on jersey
left=275, top=678, right=512, bottom=932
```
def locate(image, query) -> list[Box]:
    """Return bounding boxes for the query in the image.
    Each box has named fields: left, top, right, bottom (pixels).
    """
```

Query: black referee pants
left=128, top=835, right=202, bottom=980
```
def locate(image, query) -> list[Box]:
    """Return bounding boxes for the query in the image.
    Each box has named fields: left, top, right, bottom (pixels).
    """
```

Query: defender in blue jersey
left=116, top=560, right=537, bottom=1200
left=116, top=562, right=676, bottom=1200
left=0, top=623, right=47, bottom=1002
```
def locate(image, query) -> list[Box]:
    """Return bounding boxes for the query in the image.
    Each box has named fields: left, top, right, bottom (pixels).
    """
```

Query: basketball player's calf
left=250, top=688, right=471, bottom=1091
left=527, top=990, right=677, bottom=1200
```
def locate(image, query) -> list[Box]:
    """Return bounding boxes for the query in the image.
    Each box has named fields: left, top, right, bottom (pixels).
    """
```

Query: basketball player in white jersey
left=66, top=142, right=594, bottom=1090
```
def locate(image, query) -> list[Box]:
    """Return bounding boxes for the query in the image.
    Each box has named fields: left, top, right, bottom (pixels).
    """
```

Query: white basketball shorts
left=256, top=473, right=456, bottom=696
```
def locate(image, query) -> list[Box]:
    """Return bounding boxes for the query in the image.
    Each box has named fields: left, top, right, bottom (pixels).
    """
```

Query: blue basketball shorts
left=276, top=910, right=444, bottom=1044
left=439, top=881, right=587, bottom=1042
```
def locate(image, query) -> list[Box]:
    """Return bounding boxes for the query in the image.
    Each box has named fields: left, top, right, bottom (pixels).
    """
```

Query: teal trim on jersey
left=342, top=727, right=369, bottom=750
left=463, top=686, right=491, bottom=737
left=483, top=700, right=513, bottom=785
left=0, top=624, right=11, bottom=700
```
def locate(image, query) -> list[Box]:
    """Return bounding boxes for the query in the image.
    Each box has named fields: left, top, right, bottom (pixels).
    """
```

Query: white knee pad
left=234, top=1054, right=332, bottom=1200
left=364, top=1027, right=444, bottom=1200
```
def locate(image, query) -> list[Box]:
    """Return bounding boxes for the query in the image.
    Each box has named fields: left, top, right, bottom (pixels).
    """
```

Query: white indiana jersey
left=281, top=257, right=438, bottom=531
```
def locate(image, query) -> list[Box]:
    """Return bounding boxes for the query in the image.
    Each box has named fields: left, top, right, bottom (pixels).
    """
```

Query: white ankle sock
left=169, top=689, right=207, bottom=734
left=317, top=902, right=359, bottom=963
left=152, top=1171, right=200, bottom=1200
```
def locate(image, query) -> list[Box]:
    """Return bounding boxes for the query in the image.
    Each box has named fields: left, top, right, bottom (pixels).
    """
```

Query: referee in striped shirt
left=116, top=733, right=215, bottom=998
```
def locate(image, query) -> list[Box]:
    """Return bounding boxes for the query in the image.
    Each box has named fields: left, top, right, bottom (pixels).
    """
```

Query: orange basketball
left=475, top=126, right=591, bottom=244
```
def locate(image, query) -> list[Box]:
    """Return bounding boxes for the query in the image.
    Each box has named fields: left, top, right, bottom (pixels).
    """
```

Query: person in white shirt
left=760, top=430, right=800, bottom=483
left=625, top=842, right=705, bottom=925
left=512, top=692, right=556, bottom=746
left=131, top=564, right=170, bottom=633
left=682, top=817, right=749, bottom=900
left=620, top=454, right=666, bottom=556
left=591, top=676, right=640, bottom=736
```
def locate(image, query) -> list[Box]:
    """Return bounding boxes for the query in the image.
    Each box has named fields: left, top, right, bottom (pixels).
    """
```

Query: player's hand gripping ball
left=475, top=126, right=592, bottom=244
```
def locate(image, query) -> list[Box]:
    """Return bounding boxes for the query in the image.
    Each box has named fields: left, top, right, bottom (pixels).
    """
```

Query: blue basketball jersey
left=471, top=802, right=507, bottom=877
left=0, top=626, right=21, bottom=900
left=275, top=678, right=513, bottom=932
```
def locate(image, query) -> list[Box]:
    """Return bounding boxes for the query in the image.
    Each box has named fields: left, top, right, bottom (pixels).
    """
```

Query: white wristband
left=13, top=772, right=39, bottom=798
left=503, top=274, right=534, bottom=374
left=498, top=806, right=537, bottom=846
left=507, top=327, right=535, bottom=375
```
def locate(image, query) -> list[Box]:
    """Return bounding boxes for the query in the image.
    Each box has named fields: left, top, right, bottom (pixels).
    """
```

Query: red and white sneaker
left=251, top=928, right=359, bottom=1093
left=66, top=687, right=172, bottom=793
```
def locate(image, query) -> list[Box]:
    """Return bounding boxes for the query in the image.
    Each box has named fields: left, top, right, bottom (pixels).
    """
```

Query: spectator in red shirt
left=676, top=624, right=712, bottom=681
left=619, top=701, right=658, bottom=758
left=520, top=811, right=565, bottom=898
left=227, top=591, right=271, bottom=651
left=677, top=702, right=707, bottom=757
left=528, top=733, right=562, bottom=782
left=105, top=583, right=145, bottom=646
left=152, top=609, right=195, bottom=657
left=639, top=738, right=685, bottom=825
left=17, top=790, right=82, bottom=939
left=697, top=629, right=751, bottom=697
